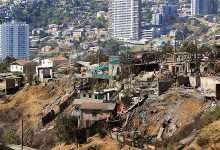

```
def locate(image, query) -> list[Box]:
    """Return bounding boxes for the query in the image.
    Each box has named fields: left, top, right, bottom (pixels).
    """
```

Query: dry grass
left=0, top=76, right=73, bottom=130
left=186, top=120, right=220, bottom=150
left=51, top=134, right=141, bottom=150
left=0, top=76, right=74, bottom=149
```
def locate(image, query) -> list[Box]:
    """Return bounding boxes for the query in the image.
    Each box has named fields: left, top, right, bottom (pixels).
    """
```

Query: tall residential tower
left=0, top=20, right=29, bottom=60
left=108, top=0, right=141, bottom=41
left=191, top=0, right=218, bottom=16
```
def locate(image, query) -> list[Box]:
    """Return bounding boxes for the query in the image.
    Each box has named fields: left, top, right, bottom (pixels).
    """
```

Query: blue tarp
left=154, top=41, right=165, bottom=47
left=110, top=60, right=119, bottom=65
left=94, top=65, right=108, bottom=71
left=95, top=74, right=113, bottom=79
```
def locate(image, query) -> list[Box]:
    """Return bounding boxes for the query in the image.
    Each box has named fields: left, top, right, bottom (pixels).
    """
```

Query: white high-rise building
left=191, top=0, right=200, bottom=16
left=0, top=20, right=29, bottom=60
left=108, top=0, right=141, bottom=41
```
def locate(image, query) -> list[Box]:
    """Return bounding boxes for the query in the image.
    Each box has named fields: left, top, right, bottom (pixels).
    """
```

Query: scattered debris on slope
left=120, top=88, right=212, bottom=149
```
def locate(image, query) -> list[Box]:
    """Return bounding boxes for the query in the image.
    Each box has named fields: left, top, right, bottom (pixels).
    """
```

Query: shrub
left=55, top=115, right=78, bottom=143
left=197, top=137, right=209, bottom=147
left=98, top=129, right=107, bottom=138
left=203, top=106, right=220, bottom=122
left=5, top=130, right=20, bottom=144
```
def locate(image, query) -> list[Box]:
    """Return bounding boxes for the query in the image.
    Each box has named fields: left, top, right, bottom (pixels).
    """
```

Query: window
left=83, top=94, right=86, bottom=97
left=92, top=112, right=97, bottom=117
left=89, top=93, right=92, bottom=98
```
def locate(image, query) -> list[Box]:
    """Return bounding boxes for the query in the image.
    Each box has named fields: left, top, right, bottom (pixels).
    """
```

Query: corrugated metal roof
left=107, top=103, right=116, bottom=110
left=76, top=61, right=91, bottom=67
left=110, top=60, right=119, bottom=65
left=73, top=99, right=103, bottom=105
left=94, top=65, right=108, bottom=71
left=80, top=102, right=116, bottom=111
left=95, top=74, right=113, bottom=79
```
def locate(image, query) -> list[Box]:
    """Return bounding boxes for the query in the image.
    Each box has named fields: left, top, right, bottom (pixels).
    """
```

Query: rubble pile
left=121, top=88, right=212, bottom=148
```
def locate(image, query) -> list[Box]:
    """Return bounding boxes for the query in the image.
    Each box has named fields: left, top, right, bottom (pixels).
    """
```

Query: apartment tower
left=108, top=0, right=141, bottom=41
left=0, top=20, right=29, bottom=60
left=191, top=0, right=218, bottom=16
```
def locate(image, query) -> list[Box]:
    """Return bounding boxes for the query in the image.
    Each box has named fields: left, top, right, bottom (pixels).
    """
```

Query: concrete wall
left=80, top=91, right=95, bottom=99
left=189, top=76, right=220, bottom=95
left=200, top=77, right=220, bottom=91
left=81, top=110, right=113, bottom=128
left=10, top=65, right=23, bottom=72
left=81, top=110, right=112, bottom=121
left=189, top=76, right=200, bottom=88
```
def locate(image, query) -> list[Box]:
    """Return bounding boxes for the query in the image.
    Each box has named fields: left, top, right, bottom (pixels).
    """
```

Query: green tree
left=198, top=45, right=212, bottom=54
left=180, top=42, right=197, bottom=54
left=142, top=11, right=152, bottom=22
left=12, top=1, right=73, bottom=30
left=0, top=56, right=16, bottom=73
left=97, top=39, right=124, bottom=55
left=56, top=115, right=78, bottom=143
left=91, top=17, right=107, bottom=29
left=5, top=130, right=19, bottom=144
left=90, top=0, right=98, bottom=11
left=161, top=42, right=173, bottom=54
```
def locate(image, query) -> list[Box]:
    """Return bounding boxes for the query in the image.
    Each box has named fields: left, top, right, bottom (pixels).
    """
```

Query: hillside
left=186, top=120, right=220, bottom=150
left=0, top=76, right=75, bottom=149
left=51, top=134, right=141, bottom=150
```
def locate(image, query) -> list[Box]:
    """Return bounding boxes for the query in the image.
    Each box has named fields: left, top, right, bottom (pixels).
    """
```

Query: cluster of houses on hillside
left=5, top=55, right=120, bottom=86
left=10, top=56, right=119, bottom=79
left=4, top=49, right=220, bottom=128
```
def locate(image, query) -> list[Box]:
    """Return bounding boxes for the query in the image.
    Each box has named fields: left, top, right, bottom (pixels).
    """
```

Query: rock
left=156, top=127, right=165, bottom=141
left=144, top=144, right=156, bottom=150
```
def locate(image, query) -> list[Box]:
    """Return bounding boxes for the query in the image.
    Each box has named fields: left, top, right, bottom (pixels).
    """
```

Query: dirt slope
left=51, top=134, right=141, bottom=150
left=185, top=120, right=220, bottom=150
left=0, top=76, right=74, bottom=149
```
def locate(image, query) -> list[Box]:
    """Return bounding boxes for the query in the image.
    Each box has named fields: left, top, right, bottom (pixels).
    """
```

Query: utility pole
left=97, top=48, right=100, bottom=67
left=174, top=32, right=177, bottom=53
left=195, top=38, right=198, bottom=74
left=21, top=116, right=23, bottom=150
left=126, top=41, right=132, bottom=89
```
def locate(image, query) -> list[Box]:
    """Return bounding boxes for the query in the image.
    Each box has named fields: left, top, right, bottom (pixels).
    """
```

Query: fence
left=41, top=90, right=77, bottom=126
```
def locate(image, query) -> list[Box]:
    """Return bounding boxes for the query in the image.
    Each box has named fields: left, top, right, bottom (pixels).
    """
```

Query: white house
left=97, top=11, right=107, bottom=18
left=40, top=56, right=68, bottom=67
left=10, top=60, right=39, bottom=75
left=35, top=56, right=68, bottom=82
left=72, top=28, right=85, bottom=38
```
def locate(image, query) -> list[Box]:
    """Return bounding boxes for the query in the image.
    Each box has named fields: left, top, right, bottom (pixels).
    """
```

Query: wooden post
left=21, top=116, right=23, bottom=150
left=5, top=82, right=7, bottom=95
